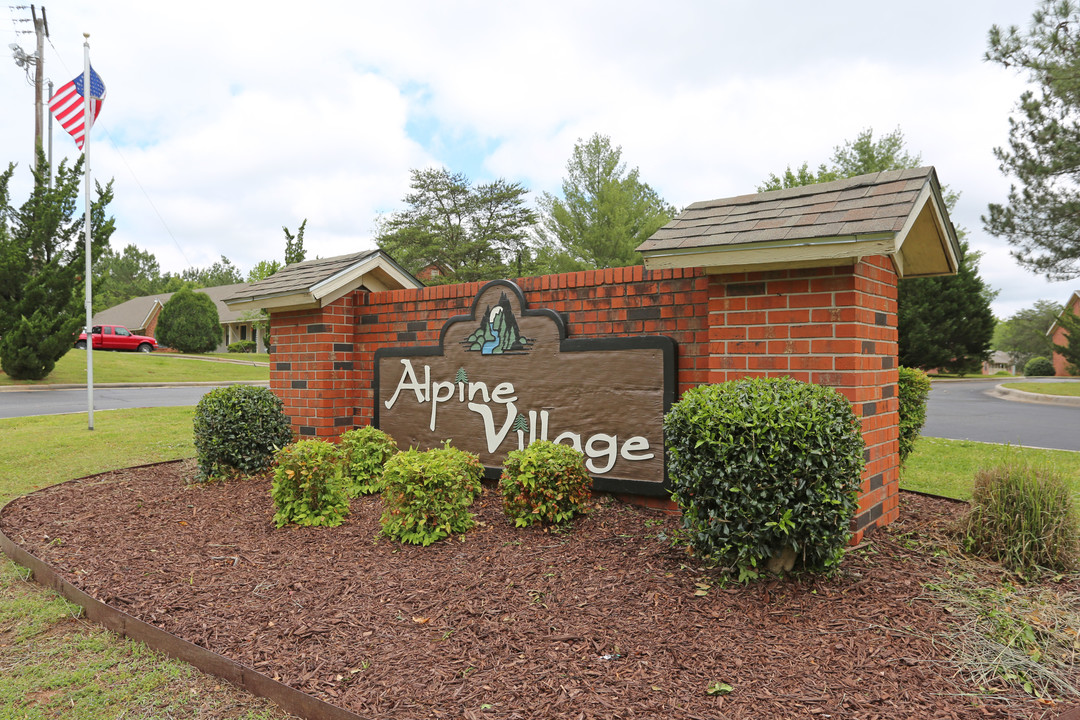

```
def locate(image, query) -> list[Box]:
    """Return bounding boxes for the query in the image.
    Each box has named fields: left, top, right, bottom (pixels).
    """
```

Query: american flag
left=49, top=67, right=106, bottom=151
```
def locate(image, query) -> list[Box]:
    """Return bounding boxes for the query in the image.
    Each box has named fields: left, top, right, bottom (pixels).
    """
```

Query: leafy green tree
left=759, top=127, right=995, bottom=372
left=247, top=259, right=282, bottom=283
left=156, top=287, right=222, bottom=353
left=92, top=243, right=165, bottom=312
left=993, top=299, right=1063, bottom=369
left=181, top=256, right=243, bottom=288
left=984, top=1, right=1080, bottom=279
left=377, top=168, right=537, bottom=283
left=758, top=162, right=837, bottom=192
left=1053, top=306, right=1080, bottom=374
left=537, top=133, right=675, bottom=271
left=283, top=219, right=307, bottom=266
left=0, top=154, right=114, bottom=380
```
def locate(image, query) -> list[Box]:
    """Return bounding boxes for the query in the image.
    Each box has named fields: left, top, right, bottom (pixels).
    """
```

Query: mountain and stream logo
left=462, top=292, right=533, bottom=355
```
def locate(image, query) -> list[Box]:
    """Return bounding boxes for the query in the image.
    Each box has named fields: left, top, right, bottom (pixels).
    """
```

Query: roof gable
left=637, top=167, right=960, bottom=278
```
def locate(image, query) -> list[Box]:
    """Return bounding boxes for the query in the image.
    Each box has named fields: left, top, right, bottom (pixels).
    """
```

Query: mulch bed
left=1, top=460, right=1077, bottom=720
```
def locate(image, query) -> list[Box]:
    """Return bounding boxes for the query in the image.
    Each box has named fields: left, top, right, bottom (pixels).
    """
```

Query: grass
left=901, top=437, right=1080, bottom=504
left=0, top=408, right=295, bottom=719
left=0, top=350, right=269, bottom=387
left=1000, top=381, right=1080, bottom=397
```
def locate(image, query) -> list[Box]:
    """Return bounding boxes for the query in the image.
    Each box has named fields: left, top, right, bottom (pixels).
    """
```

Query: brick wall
left=268, top=258, right=899, bottom=542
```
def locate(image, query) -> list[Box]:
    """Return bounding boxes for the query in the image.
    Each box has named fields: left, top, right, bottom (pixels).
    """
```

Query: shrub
left=337, top=426, right=398, bottom=497
left=157, top=287, right=222, bottom=354
left=0, top=310, right=77, bottom=380
left=380, top=445, right=483, bottom=546
left=227, top=340, right=256, bottom=353
left=193, top=385, right=293, bottom=481
left=664, top=378, right=864, bottom=579
left=897, top=366, right=931, bottom=466
left=271, top=440, right=350, bottom=527
left=500, top=440, right=592, bottom=527
left=954, top=458, right=1079, bottom=576
left=1023, top=356, right=1055, bottom=377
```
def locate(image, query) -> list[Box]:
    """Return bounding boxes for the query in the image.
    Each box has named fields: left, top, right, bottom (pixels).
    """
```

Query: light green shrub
left=271, top=440, right=350, bottom=528
left=500, top=440, right=592, bottom=527
left=338, top=426, right=398, bottom=497
left=380, top=445, right=484, bottom=546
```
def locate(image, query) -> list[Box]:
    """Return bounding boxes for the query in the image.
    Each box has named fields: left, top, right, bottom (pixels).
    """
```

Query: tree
left=993, top=299, right=1063, bottom=369
left=1053, top=306, right=1080, bottom=374
left=759, top=127, right=995, bottom=372
left=156, top=287, right=222, bottom=354
left=181, top=255, right=243, bottom=288
left=283, top=219, right=307, bottom=266
left=93, top=243, right=165, bottom=313
left=984, top=1, right=1080, bottom=280
left=247, top=259, right=282, bottom=283
left=537, top=133, right=675, bottom=271
left=377, top=168, right=537, bottom=283
left=0, top=153, right=114, bottom=380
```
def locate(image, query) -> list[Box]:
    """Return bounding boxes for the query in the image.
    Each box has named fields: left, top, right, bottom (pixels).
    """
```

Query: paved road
left=0, top=385, right=240, bottom=419
left=922, top=379, right=1080, bottom=452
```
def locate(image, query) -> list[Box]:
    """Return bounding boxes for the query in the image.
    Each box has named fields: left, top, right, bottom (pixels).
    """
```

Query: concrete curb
left=0, top=380, right=269, bottom=393
left=989, top=383, right=1080, bottom=407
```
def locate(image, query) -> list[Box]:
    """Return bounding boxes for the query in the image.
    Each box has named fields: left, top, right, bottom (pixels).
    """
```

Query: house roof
left=1047, top=289, right=1080, bottom=337
left=637, top=166, right=960, bottom=278
left=92, top=283, right=254, bottom=330
left=223, top=249, right=423, bottom=312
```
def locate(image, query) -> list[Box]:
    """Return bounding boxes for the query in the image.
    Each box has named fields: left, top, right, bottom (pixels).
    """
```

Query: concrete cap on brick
left=223, top=249, right=423, bottom=312
left=638, top=167, right=960, bottom=278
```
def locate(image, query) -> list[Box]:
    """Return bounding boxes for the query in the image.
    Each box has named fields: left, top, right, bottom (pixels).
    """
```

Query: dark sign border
left=373, top=279, right=677, bottom=497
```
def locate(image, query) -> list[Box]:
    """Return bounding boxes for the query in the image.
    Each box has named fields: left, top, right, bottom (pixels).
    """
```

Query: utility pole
left=32, top=5, right=48, bottom=156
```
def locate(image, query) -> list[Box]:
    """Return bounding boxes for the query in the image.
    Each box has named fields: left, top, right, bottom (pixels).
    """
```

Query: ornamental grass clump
left=954, top=458, right=1079, bottom=576
left=380, top=444, right=484, bottom=546
left=664, top=378, right=864, bottom=580
left=270, top=440, right=350, bottom=528
left=337, top=426, right=398, bottom=497
left=500, top=440, right=592, bottom=527
left=193, top=385, right=293, bottom=481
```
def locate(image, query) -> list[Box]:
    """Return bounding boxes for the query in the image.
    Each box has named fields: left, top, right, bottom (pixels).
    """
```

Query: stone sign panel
left=374, top=280, right=676, bottom=496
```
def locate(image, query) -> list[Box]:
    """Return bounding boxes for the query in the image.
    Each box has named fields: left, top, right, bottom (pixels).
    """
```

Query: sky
left=1, top=0, right=1074, bottom=318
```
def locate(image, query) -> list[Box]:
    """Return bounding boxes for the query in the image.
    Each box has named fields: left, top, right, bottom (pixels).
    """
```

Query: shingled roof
left=223, top=249, right=422, bottom=312
left=637, top=166, right=960, bottom=278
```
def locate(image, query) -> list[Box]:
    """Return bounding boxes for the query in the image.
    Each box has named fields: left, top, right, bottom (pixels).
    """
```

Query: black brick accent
left=360, top=314, right=380, bottom=325
left=881, top=385, right=895, bottom=399
left=299, top=426, right=316, bottom=436
left=307, top=323, right=327, bottom=333
left=334, top=416, right=354, bottom=427
left=627, top=306, right=662, bottom=321
left=727, top=282, right=766, bottom=297
left=334, top=361, right=354, bottom=371
left=882, top=356, right=895, bottom=369
left=875, top=312, right=887, bottom=326
left=407, top=321, right=427, bottom=332
left=863, top=401, right=876, bottom=416
left=333, top=343, right=353, bottom=353
left=274, top=362, right=291, bottom=371
left=869, top=472, right=884, bottom=491
left=862, top=341, right=875, bottom=354
left=291, top=380, right=307, bottom=389
left=863, top=448, right=871, bottom=462
left=397, top=332, right=417, bottom=342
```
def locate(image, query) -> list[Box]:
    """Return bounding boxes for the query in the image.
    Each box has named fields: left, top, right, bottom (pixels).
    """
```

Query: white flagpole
left=83, top=33, right=94, bottom=431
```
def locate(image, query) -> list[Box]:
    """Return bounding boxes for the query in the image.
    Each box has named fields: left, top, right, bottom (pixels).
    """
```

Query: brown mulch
left=1, top=460, right=1077, bottom=720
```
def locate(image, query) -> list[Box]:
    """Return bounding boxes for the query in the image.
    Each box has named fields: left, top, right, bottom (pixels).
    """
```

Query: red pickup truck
left=75, top=325, right=158, bottom=353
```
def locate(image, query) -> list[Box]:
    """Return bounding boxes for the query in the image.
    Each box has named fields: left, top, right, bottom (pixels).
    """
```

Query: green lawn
left=900, top=436, right=1080, bottom=502
left=999, top=380, right=1080, bottom=397
left=0, top=350, right=269, bottom=387
left=0, top=407, right=295, bottom=719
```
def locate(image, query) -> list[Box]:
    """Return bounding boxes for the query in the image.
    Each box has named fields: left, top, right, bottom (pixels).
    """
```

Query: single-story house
left=91, top=283, right=268, bottom=353
left=1048, top=289, right=1080, bottom=376
left=981, top=350, right=1016, bottom=375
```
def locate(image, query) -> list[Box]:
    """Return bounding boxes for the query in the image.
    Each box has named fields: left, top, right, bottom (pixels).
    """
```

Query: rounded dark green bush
left=271, top=440, right=350, bottom=528
left=1023, top=356, right=1055, bottom=377
left=897, top=366, right=931, bottom=466
left=193, top=385, right=293, bottom=481
left=500, top=440, right=592, bottom=527
left=227, top=340, right=256, bottom=353
left=664, top=377, right=865, bottom=579
left=337, top=426, right=398, bottom=497
left=157, top=287, right=222, bottom=354
left=380, top=445, right=483, bottom=546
